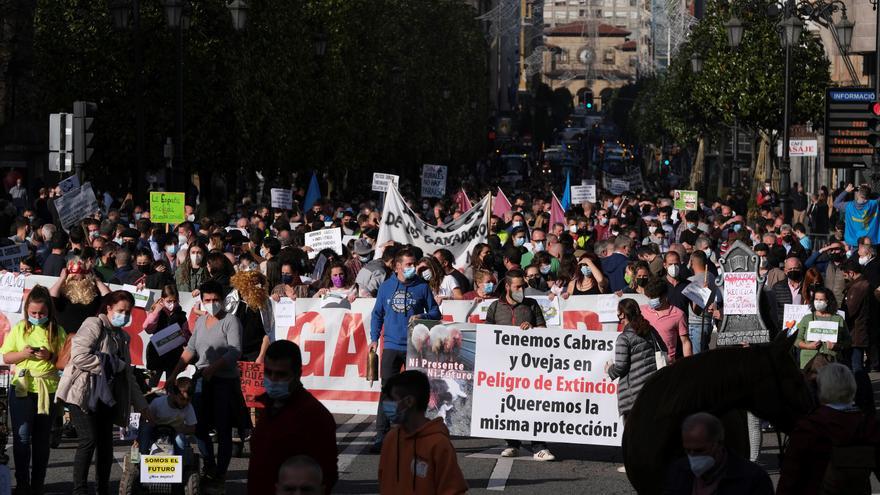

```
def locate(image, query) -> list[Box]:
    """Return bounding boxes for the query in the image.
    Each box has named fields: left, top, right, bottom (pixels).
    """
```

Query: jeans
left=852, top=347, right=866, bottom=372
left=193, top=377, right=237, bottom=477
left=137, top=422, right=188, bottom=458
left=68, top=403, right=115, bottom=495
left=375, top=349, right=407, bottom=445
left=9, top=390, right=55, bottom=490
left=688, top=322, right=709, bottom=354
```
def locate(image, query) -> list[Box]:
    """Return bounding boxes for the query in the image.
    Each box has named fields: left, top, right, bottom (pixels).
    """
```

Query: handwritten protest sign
left=0, top=244, right=29, bottom=271
left=270, top=188, right=293, bottom=210
left=149, top=192, right=185, bottom=224
left=471, top=325, right=622, bottom=446
left=722, top=272, right=758, bottom=315
left=673, top=190, right=699, bottom=211
left=371, top=173, right=400, bottom=193
left=782, top=304, right=811, bottom=335
left=609, top=179, right=629, bottom=195
left=806, top=320, right=839, bottom=343
left=421, top=164, right=448, bottom=198
left=570, top=185, right=596, bottom=204
left=149, top=323, right=187, bottom=357
left=304, top=228, right=342, bottom=259
left=54, top=182, right=99, bottom=230
left=238, top=361, right=266, bottom=408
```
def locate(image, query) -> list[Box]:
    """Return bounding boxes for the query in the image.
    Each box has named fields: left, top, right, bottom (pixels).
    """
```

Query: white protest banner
left=0, top=272, right=26, bottom=289
left=0, top=286, right=23, bottom=313
left=471, top=325, right=622, bottom=446
left=609, top=179, right=629, bottom=195
left=270, top=188, right=293, bottom=210
left=53, top=182, right=99, bottom=230
left=149, top=323, right=186, bottom=357
left=722, top=272, right=758, bottom=315
left=122, top=284, right=152, bottom=308
left=532, top=295, right=562, bottom=327
left=377, top=186, right=491, bottom=268
left=570, top=185, right=596, bottom=204
left=140, top=455, right=182, bottom=483
left=371, top=173, right=400, bottom=193
left=421, top=164, right=448, bottom=198
left=58, top=175, right=81, bottom=195
left=782, top=304, right=811, bottom=335
left=806, top=320, right=839, bottom=343
left=304, top=228, right=342, bottom=260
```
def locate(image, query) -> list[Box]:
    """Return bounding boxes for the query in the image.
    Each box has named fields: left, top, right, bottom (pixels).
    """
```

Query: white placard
left=149, top=323, right=187, bottom=357
left=0, top=244, right=29, bottom=271
left=473, top=298, right=497, bottom=322
left=531, top=295, right=562, bottom=327
left=58, top=175, right=81, bottom=195
left=0, top=286, right=23, bottom=313
left=570, top=185, right=596, bottom=204
left=342, top=235, right=359, bottom=247
left=53, top=182, right=99, bottom=230
left=682, top=283, right=713, bottom=309
left=304, top=228, right=342, bottom=260
left=470, top=325, right=622, bottom=446
left=722, top=272, right=758, bottom=315
left=806, top=320, right=839, bottom=343
left=122, top=284, right=152, bottom=308
left=421, top=164, right=448, bottom=198
left=140, top=455, right=182, bottom=483
left=609, top=179, right=629, bottom=195
left=270, top=188, right=293, bottom=210
left=592, top=294, right=622, bottom=323
left=371, top=173, right=400, bottom=193
left=272, top=297, right=297, bottom=342
left=782, top=304, right=811, bottom=335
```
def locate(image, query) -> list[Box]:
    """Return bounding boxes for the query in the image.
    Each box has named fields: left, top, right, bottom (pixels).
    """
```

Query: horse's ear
left=771, top=331, right=797, bottom=354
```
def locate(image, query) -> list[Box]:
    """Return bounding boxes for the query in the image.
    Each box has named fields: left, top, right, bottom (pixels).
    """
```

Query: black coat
left=663, top=450, right=773, bottom=495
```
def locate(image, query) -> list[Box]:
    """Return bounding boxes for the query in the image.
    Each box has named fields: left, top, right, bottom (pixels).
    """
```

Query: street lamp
left=163, top=0, right=184, bottom=29
left=313, top=29, right=328, bottom=57
left=779, top=14, right=804, bottom=48
left=227, top=0, right=248, bottom=31
left=724, top=16, right=745, bottom=49
left=690, top=53, right=704, bottom=74
left=109, top=0, right=131, bottom=30
left=835, top=13, right=854, bottom=52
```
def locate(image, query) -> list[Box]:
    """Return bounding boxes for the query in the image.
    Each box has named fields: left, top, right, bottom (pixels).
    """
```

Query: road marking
left=336, top=416, right=376, bottom=475
left=467, top=448, right=544, bottom=491
left=336, top=414, right=370, bottom=437
left=337, top=429, right=375, bottom=474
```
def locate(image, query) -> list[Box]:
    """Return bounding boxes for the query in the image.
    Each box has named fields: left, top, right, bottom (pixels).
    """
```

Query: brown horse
left=622, top=334, right=813, bottom=494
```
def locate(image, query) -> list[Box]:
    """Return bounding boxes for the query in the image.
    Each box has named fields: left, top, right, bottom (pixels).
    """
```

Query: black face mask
left=527, top=277, right=546, bottom=291
left=636, top=277, right=649, bottom=287
left=482, top=254, right=495, bottom=268
left=787, top=270, right=803, bottom=282
left=136, top=264, right=152, bottom=275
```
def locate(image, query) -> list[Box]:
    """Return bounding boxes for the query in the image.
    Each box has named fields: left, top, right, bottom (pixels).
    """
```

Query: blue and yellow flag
left=845, top=199, right=880, bottom=246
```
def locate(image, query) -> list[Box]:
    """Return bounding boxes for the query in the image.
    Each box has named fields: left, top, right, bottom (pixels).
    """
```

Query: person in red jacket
left=247, top=340, right=338, bottom=495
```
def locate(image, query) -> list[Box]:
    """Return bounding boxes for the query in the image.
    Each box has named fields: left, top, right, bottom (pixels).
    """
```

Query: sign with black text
left=421, top=164, right=447, bottom=198
left=824, top=87, right=875, bottom=168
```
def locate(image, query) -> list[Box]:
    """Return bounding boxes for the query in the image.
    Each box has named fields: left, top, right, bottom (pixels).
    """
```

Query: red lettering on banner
left=441, top=314, right=454, bottom=322
left=562, top=311, right=603, bottom=331
left=329, top=313, right=368, bottom=377
left=123, top=308, right=147, bottom=366
left=287, top=311, right=326, bottom=377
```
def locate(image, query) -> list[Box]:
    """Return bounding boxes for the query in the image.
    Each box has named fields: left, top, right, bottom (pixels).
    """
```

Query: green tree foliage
left=31, top=0, right=488, bottom=194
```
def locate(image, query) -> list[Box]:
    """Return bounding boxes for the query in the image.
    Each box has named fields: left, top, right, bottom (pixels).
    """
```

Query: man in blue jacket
left=369, top=248, right=441, bottom=451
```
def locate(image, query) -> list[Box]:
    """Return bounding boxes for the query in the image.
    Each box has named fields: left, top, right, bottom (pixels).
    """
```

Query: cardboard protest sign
left=722, top=273, right=758, bottom=315
left=371, top=173, right=400, bottom=193
left=806, top=320, right=839, bottom=343
left=376, top=186, right=491, bottom=268
left=570, top=184, right=596, bottom=204
left=609, top=179, right=629, bottom=195
left=58, top=175, right=81, bottom=195
left=304, top=228, right=342, bottom=260
left=54, top=182, right=99, bottom=230
left=407, top=320, right=476, bottom=436
left=149, top=323, right=186, bottom=357
left=470, top=325, right=622, bottom=446
left=673, top=190, right=698, bottom=211
left=421, top=164, right=448, bottom=198
left=140, top=455, right=182, bottom=483
left=149, top=192, right=185, bottom=224
left=238, top=361, right=266, bottom=408
left=270, top=188, right=293, bottom=210
left=782, top=304, right=811, bottom=335
left=0, top=244, right=29, bottom=271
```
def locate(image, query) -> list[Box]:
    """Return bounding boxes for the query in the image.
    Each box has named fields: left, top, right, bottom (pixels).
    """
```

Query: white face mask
left=178, top=234, right=188, bottom=246
left=190, top=253, right=203, bottom=266
left=510, top=289, right=524, bottom=303
left=569, top=225, right=577, bottom=233
left=203, top=301, right=221, bottom=316
left=648, top=226, right=657, bottom=234
left=186, top=214, right=195, bottom=222
left=814, top=300, right=828, bottom=312
left=420, top=270, right=432, bottom=281
left=859, top=255, right=871, bottom=266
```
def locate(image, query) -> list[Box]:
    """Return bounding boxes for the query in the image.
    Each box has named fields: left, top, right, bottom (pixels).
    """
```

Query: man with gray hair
left=665, top=412, right=773, bottom=494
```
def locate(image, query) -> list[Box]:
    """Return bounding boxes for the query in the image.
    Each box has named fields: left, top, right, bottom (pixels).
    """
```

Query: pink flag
left=453, top=188, right=473, bottom=213
left=492, top=187, right=512, bottom=217
left=550, top=191, right=566, bottom=226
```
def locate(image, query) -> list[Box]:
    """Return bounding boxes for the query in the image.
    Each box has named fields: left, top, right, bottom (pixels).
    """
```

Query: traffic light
left=585, top=101, right=593, bottom=110
left=73, top=101, right=97, bottom=165
left=663, top=158, right=671, bottom=166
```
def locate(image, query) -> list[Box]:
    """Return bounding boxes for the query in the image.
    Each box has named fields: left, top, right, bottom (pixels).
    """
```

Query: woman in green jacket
left=795, top=287, right=850, bottom=370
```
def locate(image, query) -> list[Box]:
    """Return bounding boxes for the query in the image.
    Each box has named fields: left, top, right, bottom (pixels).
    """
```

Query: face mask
left=732, top=224, right=742, bottom=232
left=859, top=255, right=871, bottom=266
left=166, top=244, right=178, bottom=255
left=186, top=214, right=195, bottom=222
left=137, top=264, right=151, bottom=274
left=540, top=265, right=551, bottom=275
left=110, top=312, right=130, bottom=328
left=648, top=226, right=657, bottom=234
left=857, top=198, right=867, bottom=206
left=647, top=297, right=662, bottom=309
left=611, top=230, right=619, bottom=236
left=636, top=277, right=649, bottom=287
left=204, top=302, right=222, bottom=316
left=403, top=266, right=417, bottom=280
left=260, top=248, right=268, bottom=258
left=483, top=282, right=495, bottom=294
left=178, top=234, right=188, bottom=245
left=190, top=254, right=203, bottom=265
left=687, top=222, right=696, bottom=230
left=420, top=270, right=432, bottom=281
left=281, top=274, right=294, bottom=285
left=134, top=213, right=142, bottom=221
left=381, top=399, right=407, bottom=425
left=569, top=225, right=578, bottom=233
left=688, top=455, right=716, bottom=477
left=764, top=186, right=771, bottom=192
left=163, top=301, right=176, bottom=312
left=514, top=237, right=525, bottom=247
left=510, top=289, right=524, bottom=303
left=527, top=278, right=543, bottom=290
left=263, top=377, right=291, bottom=400
left=580, top=265, right=591, bottom=277
left=787, top=270, right=803, bottom=282
left=512, top=221, right=522, bottom=228
left=113, top=237, right=123, bottom=246
left=704, top=249, right=712, bottom=258
left=624, top=273, right=633, bottom=285
left=331, top=274, right=345, bottom=288
left=599, top=217, right=608, bottom=226
left=533, top=241, right=544, bottom=253
left=28, top=316, right=49, bottom=326
left=814, top=300, right=828, bottom=312
left=89, top=231, right=100, bottom=239
left=359, top=254, right=372, bottom=263
left=666, top=264, right=680, bottom=278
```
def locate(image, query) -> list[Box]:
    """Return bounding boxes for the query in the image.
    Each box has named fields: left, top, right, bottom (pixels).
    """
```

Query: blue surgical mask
left=732, top=224, right=742, bottom=232
left=166, top=244, right=178, bottom=255
left=648, top=298, right=662, bottom=310
left=483, top=282, right=495, bottom=294
left=381, top=399, right=405, bottom=424
left=687, top=454, right=716, bottom=477
left=540, top=265, right=551, bottom=275
left=403, top=267, right=417, bottom=280
left=533, top=241, right=544, bottom=252
left=27, top=316, right=49, bottom=326
left=110, top=312, right=130, bottom=328
left=514, top=237, right=525, bottom=247
left=263, top=377, right=291, bottom=399
left=687, top=222, right=696, bottom=230
left=580, top=265, right=591, bottom=277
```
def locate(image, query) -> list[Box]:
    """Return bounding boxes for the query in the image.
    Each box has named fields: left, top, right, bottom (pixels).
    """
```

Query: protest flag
left=551, top=191, right=566, bottom=227
left=492, top=187, right=512, bottom=218
left=561, top=170, right=572, bottom=211
left=453, top=187, right=473, bottom=214
left=303, top=171, right=321, bottom=210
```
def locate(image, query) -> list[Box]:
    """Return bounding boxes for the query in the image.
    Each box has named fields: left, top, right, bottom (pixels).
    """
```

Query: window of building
left=604, top=49, right=615, bottom=63
left=616, top=11, right=627, bottom=17
left=629, top=55, right=638, bottom=66
left=594, top=8, right=602, bottom=16
left=557, top=50, right=569, bottom=63
left=579, top=9, right=587, bottom=16
left=603, top=10, right=613, bottom=16
left=555, top=11, right=567, bottom=18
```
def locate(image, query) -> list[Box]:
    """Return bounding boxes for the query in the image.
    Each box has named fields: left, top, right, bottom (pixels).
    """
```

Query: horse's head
left=747, top=333, right=813, bottom=432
